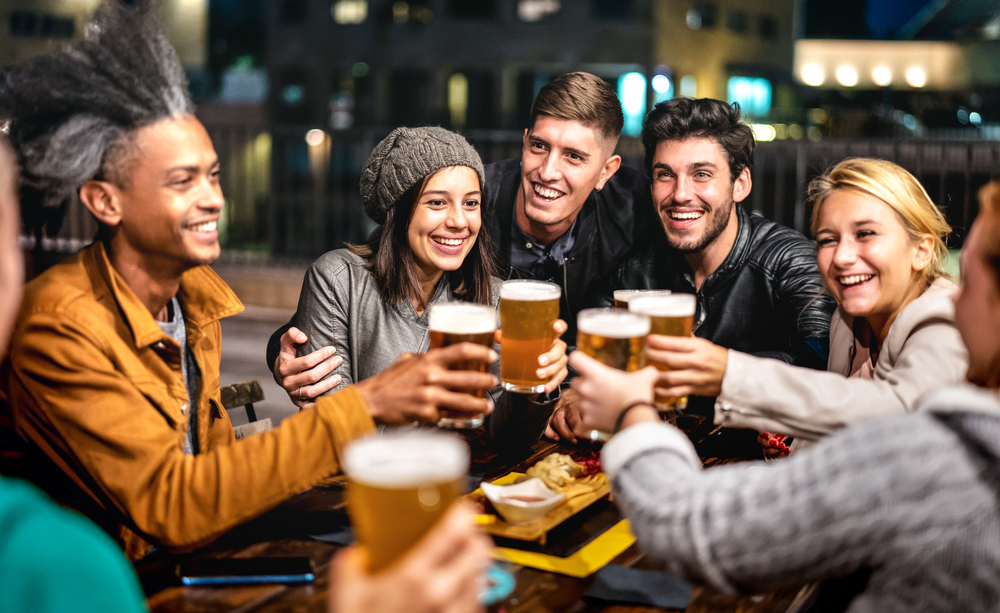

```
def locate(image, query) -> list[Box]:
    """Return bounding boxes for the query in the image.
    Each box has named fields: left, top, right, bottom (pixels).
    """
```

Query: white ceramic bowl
left=480, top=478, right=565, bottom=525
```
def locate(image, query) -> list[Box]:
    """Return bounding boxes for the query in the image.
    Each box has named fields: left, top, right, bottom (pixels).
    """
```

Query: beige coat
left=714, top=279, right=969, bottom=443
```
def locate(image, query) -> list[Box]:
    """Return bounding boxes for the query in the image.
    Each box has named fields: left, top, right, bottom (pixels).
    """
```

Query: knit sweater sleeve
left=603, top=414, right=998, bottom=597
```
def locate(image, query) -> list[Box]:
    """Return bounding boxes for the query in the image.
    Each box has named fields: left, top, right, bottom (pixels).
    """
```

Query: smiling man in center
left=564, top=97, right=837, bottom=440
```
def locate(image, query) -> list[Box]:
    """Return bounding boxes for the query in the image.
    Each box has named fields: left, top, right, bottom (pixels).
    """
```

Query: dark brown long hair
left=348, top=168, right=497, bottom=306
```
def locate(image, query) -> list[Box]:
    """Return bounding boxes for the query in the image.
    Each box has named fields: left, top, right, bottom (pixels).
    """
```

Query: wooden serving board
left=472, top=473, right=611, bottom=545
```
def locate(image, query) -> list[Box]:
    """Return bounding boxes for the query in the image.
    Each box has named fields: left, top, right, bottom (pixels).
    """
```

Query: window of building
left=726, top=9, right=747, bottom=34
left=280, top=0, right=308, bottom=24
left=518, top=0, right=561, bottom=22
left=727, top=76, right=771, bottom=117
left=617, top=72, right=647, bottom=137
left=332, top=0, right=368, bottom=24
left=390, top=1, right=433, bottom=23
left=9, top=11, right=74, bottom=38
left=685, top=2, right=716, bottom=29
left=592, top=0, right=631, bottom=19
left=758, top=15, right=778, bottom=40
left=447, top=0, right=497, bottom=19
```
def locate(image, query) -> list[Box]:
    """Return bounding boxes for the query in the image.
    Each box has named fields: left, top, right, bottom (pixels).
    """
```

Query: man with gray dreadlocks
left=0, top=0, right=497, bottom=560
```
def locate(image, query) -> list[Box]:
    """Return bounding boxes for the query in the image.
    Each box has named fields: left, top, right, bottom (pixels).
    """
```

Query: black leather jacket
left=592, top=204, right=836, bottom=381
left=486, top=158, right=656, bottom=349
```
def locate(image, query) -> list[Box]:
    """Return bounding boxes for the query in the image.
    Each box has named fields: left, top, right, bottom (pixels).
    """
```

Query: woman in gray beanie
left=280, top=127, right=567, bottom=444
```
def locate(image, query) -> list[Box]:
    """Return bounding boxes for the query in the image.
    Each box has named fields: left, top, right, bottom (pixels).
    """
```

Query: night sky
left=865, top=0, right=935, bottom=38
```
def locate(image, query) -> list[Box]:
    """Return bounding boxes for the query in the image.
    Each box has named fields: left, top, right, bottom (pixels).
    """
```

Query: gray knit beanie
left=360, top=126, right=485, bottom=224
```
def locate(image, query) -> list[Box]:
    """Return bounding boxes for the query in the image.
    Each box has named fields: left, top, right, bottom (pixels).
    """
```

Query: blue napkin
left=585, top=565, right=693, bottom=609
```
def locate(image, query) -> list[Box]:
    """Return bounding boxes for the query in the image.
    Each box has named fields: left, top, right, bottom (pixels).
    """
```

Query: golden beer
left=499, top=280, right=561, bottom=393
left=343, top=432, right=468, bottom=573
left=628, top=294, right=697, bottom=413
left=427, top=302, right=497, bottom=428
left=613, top=289, right=672, bottom=309
left=576, top=309, right=650, bottom=372
left=576, top=309, right=650, bottom=440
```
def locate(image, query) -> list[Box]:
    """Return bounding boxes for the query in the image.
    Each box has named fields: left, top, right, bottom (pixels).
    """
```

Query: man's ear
left=79, top=180, right=123, bottom=228
left=732, top=166, right=752, bottom=204
left=595, top=155, right=622, bottom=191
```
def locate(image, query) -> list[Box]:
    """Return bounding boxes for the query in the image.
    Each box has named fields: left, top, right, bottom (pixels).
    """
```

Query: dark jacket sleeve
left=763, top=236, right=836, bottom=369
left=264, top=320, right=294, bottom=378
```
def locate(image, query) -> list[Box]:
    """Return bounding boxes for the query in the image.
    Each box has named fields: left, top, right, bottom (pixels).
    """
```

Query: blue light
left=651, top=74, right=673, bottom=103
left=617, top=72, right=647, bottom=137
left=282, top=84, right=304, bottom=105
left=726, top=77, right=771, bottom=118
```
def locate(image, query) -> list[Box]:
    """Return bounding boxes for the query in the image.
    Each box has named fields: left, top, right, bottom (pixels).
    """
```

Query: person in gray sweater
left=568, top=180, right=1000, bottom=612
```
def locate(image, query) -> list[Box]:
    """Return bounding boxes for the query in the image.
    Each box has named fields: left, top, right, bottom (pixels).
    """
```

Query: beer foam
left=428, top=302, right=496, bottom=334
left=577, top=308, right=650, bottom=338
left=500, top=280, right=561, bottom=301
left=614, top=289, right=672, bottom=303
left=628, top=294, right=697, bottom=317
left=343, top=431, right=469, bottom=489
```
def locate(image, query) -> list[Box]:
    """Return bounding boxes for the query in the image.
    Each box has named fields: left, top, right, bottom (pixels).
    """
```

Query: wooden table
left=137, top=415, right=813, bottom=613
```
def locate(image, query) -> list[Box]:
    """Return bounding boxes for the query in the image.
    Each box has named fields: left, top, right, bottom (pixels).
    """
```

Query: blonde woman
left=636, top=158, right=968, bottom=453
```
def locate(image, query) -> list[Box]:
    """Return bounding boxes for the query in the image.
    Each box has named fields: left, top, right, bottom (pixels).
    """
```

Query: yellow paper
left=492, top=520, right=635, bottom=578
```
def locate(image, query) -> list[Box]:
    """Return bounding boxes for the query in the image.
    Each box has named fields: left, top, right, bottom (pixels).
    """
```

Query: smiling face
left=108, top=116, right=223, bottom=276
left=815, top=189, right=933, bottom=333
left=407, top=165, right=483, bottom=282
left=650, top=137, right=750, bottom=254
left=954, top=216, right=1000, bottom=387
left=517, top=115, right=619, bottom=241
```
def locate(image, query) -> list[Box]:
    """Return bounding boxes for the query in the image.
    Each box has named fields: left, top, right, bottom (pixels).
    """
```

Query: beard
left=661, top=196, right=735, bottom=254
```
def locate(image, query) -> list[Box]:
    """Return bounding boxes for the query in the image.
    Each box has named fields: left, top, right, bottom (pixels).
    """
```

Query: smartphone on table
left=175, top=556, right=315, bottom=585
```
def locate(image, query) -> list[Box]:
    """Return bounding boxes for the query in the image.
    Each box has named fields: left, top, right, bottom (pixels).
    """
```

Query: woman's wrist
left=614, top=401, right=658, bottom=433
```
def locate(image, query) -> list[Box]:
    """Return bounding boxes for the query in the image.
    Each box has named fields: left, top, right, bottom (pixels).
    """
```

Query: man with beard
left=547, top=97, right=836, bottom=442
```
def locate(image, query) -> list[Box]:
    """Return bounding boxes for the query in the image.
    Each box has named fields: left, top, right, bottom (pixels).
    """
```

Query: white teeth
left=839, top=274, right=874, bottom=287
left=187, top=221, right=217, bottom=233
left=670, top=211, right=703, bottom=220
left=533, top=185, right=562, bottom=199
left=433, top=237, right=464, bottom=246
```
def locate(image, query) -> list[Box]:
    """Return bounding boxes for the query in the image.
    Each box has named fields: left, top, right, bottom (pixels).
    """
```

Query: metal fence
left=32, top=122, right=1000, bottom=258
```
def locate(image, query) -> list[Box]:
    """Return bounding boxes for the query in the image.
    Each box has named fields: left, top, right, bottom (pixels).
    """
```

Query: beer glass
left=499, top=280, right=561, bottom=393
left=576, top=308, right=650, bottom=440
left=613, top=289, right=672, bottom=309
left=343, top=431, right=469, bottom=573
left=628, top=294, right=696, bottom=415
left=427, top=302, right=497, bottom=429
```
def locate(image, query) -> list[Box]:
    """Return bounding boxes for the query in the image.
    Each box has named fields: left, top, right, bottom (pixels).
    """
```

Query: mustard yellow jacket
left=0, top=243, right=375, bottom=559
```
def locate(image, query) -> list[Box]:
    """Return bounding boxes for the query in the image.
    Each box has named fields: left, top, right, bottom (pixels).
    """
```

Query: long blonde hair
left=809, top=158, right=952, bottom=284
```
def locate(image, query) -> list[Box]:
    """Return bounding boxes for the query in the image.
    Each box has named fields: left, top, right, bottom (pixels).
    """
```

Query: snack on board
left=518, top=453, right=587, bottom=492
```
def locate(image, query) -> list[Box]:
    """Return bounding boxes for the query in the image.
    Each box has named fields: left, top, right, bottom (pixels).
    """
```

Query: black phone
left=175, top=557, right=315, bottom=585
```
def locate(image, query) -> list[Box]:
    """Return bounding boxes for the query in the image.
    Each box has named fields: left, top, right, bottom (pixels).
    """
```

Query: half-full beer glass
left=628, top=294, right=696, bottom=414
left=343, top=431, right=469, bottom=573
left=576, top=308, right=650, bottom=440
left=499, top=280, right=561, bottom=393
left=427, top=302, right=497, bottom=429
left=613, top=289, right=672, bottom=309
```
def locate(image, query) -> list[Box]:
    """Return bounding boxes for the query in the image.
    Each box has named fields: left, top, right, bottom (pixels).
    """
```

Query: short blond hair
left=809, top=158, right=952, bottom=284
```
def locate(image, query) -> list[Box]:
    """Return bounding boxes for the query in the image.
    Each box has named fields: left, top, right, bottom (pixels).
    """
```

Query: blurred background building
left=3, top=0, right=999, bottom=261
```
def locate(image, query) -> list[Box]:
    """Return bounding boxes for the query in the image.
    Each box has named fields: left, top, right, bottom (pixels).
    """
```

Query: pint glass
left=499, top=280, right=561, bottom=393
left=628, top=294, right=696, bottom=415
left=343, top=431, right=469, bottom=573
left=427, top=302, right=497, bottom=429
left=613, top=289, right=672, bottom=309
left=576, top=309, right=650, bottom=440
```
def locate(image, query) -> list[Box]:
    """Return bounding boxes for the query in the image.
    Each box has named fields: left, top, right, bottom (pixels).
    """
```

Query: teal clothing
left=0, top=475, right=147, bottom=613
